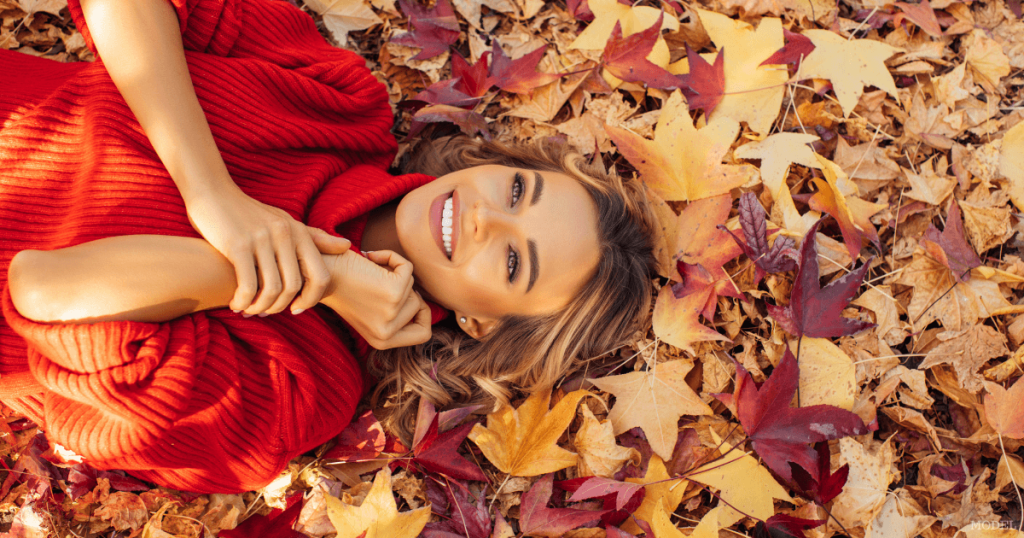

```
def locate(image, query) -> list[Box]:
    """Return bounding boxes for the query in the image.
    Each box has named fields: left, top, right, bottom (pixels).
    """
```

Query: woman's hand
left=186, top=183, right=351, bottom=316
left=320, top=250, right=432, bottom=349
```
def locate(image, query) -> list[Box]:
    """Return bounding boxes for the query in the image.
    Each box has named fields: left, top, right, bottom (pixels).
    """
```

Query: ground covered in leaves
left=3, top=0, right=1024, bottom=535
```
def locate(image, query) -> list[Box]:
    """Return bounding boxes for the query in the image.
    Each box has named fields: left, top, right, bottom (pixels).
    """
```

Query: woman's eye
left=507, top=247, right=520, bottom=283
left=511, top=172, right=525, bottom=206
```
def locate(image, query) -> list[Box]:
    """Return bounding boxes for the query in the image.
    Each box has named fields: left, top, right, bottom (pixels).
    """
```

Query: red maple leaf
left=677, top=44, right=726, bottom=116
left=219, top=493, right=304, bottom=538
left=920, top=200, right=982, bottom=282
left=408, top=104, right=491, bottom=140
left=412, top=419, right=488, bottom=482
left=721, top=192, right=798, bottom=285
left=67, top=464, right=149, bottom=499
left=392, top=0, right=461, bottom=61
left=557, top=476, right=646, bottom=527
left=323, top=410, right=385, bottom=462
left=602, top=15, right=682, bottom=90
left=451, top=52, right=495, bottom=97
left=765, top=219, right=875, bottom=339
left=790, top=441, right=849, bottom=504
left=489, top=42, right=562, bottom=95
left=760, top=30, right=815, bottom=68
left=519, top=474, right=609, bottom=536
left=400, top=79, right=481, bottom=110
left=715, top=346, right=870, bottom=483
left=422, top=479, right=492, bottom=538
left=753, top=514, right=826, bottom=538
left=566, top=0, right=595, bottom=21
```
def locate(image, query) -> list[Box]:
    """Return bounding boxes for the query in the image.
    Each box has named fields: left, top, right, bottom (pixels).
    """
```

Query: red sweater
left=0, top=0, right=433, bottom=493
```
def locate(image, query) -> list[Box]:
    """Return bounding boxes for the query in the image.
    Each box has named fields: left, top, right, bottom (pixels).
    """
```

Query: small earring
left=459, top=316, right=467, bottom=324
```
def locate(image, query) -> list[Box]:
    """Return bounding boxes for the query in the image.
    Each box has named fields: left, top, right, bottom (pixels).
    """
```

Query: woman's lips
left=429, top=190, right=459, bottom=260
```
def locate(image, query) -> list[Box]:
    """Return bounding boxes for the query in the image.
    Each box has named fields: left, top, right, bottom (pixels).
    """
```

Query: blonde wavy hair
left=367, top=136, right=658, bottom=442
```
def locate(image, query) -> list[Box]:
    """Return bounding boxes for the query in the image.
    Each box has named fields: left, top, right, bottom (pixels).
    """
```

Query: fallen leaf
left=766, top=219, right=876, bottom=339
left=686, top=436, right=793, bottom=527
left=830, top=438, right=894, bottom=530
left=221, top=498, right=306, bottom=538
left=1002, top=120, right=1024, bottom=211
left=904, top=157, right=957, bottom=206
left=606, top=90, right=746, bottom=202
left=918, top=324, right=1009, bottom=393
left=984, top=376, right=1024, bottom=439
left=675, top=45, right=726, bottom=115
left=391, top=0, right=460, bottom=60
left=325, top=466, right=431, bottom=538
left=324, top=410, right=386, bottom=462
left=807, top=155, right=885, bottom=258
left=602, top=16, right=682, bottom=90
left=864, top=491, right=937, bottom=538
left=518, top=474, right=608, bottom=537
left=964, top=29, right=1012, bottom=93
left=468, top=389, right=591, bottom=476
left=421, top=479, right=491, bottom=538
left=574, top=406, right=642, bottom=478
left=488, top=42, right=561, bottom=95
left=621, top=455, right=688, bottom=534
left=15, top=0, right=66, bottom=17
left=589, top=359, right=713, bottom=460
left=652, top=280, right=732, bottom=353
left=791, top=441, right=849, bottom=505
left=715, top=345, right=870, bottom=482
left=761, top=30, right=816, bottom=68
left=919, top=199, right=983, bottom=280
left=569, top=0, right=678, bottom=51
left=793, top=337, right=857, bottom=410
left=894, top=0, right=943, bottom=37
left=450, top=52, right=495, bottom=97
left=796, top=30, right=901, bottom=116
left=753, top=514, right=825, bottom=538
left=305, top=0, right=383, bottom=44
left=722, top=192, right=798, bottom=284
left=734, top=133, right=821, bottom=195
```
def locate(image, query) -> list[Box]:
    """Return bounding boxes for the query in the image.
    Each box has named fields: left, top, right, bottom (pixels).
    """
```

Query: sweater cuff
left=2, top=285, right=169, bottom=374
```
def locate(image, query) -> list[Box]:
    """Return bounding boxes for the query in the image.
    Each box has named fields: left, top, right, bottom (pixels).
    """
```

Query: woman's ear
left=457, top=314, right=497, bottom=340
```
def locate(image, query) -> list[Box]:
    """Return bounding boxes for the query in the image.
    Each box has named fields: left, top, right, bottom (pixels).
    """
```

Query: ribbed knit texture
left=0, top=0, right=434, bottom=493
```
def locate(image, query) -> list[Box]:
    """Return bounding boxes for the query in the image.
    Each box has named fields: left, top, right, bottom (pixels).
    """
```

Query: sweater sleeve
left=67, top=0, right=241, bottom=57
left=1, top=287, right=364, bottom=493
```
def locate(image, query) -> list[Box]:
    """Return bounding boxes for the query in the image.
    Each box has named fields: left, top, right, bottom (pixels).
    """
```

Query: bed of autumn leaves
left=3, top=0, right=1024, bottom=535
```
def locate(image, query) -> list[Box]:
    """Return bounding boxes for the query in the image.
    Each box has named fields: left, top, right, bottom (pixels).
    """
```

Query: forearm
left=8, top=236, right=237, bottom=324
left=80, top=0, right=235, bottom=201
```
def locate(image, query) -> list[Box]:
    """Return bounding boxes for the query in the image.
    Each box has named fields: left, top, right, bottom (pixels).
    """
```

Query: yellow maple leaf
left=798, top=30, right=900, bottom=117
left=686, top=436, right=792, bottom=527
left=606, top=90, right=746, bottom=202
left=569, top=0, right=678, bottom=50
left=589, top=359, right=712, bottom=461
left=1001, top=119, right=1024, bottom=212
left=792, top=337, right=856, bottom=410
left=808, top=154, right=886, bottom=258
left=621, top=455, right=688, bottom=535
left=734, top=133, right=821, bottom=195
left=467, top=389, right=590, bottom=476
left=668, top=10, right=787, bottom=135
left=574, top=405, right=642, bottom=478
left=652, top=280, right=731, bottom=354
left=325, top=466, right=431, bottom=538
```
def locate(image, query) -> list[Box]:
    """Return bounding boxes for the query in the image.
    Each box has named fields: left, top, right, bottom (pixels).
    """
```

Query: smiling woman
left=365, top=137, right=659, bottom=442
left=0, top=0, right=658, bottom=492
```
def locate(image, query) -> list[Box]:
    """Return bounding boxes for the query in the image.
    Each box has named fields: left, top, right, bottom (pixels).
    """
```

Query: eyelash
left=507, top=172, right=525, bottom=283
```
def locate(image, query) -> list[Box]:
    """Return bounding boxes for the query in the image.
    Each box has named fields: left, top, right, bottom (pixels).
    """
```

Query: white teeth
left=441, top=195, right=454, bottom=258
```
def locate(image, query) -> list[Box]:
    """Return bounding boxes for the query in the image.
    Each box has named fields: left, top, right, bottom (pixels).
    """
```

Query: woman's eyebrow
left=527, top=239, right=539, bottom=293
left=530, top=172, right=544, bottom=206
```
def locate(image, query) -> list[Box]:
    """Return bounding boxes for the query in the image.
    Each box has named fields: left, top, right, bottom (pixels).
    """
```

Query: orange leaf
left=984, top=377, right=1024, bottom=439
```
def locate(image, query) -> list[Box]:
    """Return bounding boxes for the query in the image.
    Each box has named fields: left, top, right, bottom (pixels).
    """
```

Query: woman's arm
left=78, top=0, right=350, bottom=316
left=8, top=239, right=431, bottom=348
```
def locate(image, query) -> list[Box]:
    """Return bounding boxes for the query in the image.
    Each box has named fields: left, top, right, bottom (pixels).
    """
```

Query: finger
left=382, top=295, right=432, bottom=349
left=366, top=250, right=413, bottom=279
left=229, top=250, right=259, bottom=312
left=308, top=227, right=351, bottom=255
left=291, top=233, right=331, bottom=313
left=265, top=229, right=302, bottom=315
left=247, top=242, right=283, bottom=315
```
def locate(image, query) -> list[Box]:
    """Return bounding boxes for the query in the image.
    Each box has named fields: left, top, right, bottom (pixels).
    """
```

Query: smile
left=430, top=190, right=460, bottom=260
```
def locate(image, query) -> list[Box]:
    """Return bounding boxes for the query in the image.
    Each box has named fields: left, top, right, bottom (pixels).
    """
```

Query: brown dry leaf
left=831, top=438, right=895, bottom=531
left=964, top=29, right=1012, bottom=93
left=996, top=453, right=1024, bottom=492
left=797, top=31, right=901, bottom=117
left=833, top=137, right=901, bottom=186
left=573, top=405, right=641, bottom=478
left=918, top=324, right=1009, bottom=392
left=305, top=0, right=383, bottom=44
left=589, top=359, right=712, bottom=460
left=902, top=93, right=959, bottom=150
left=881, top=406, right=942, bottom=449
left=960, top=195, right=1014, bottom=253
left=15, top=0, right=65, bottom=17
left=1000, top=120, right=1024, bottom=212
left=865, top=490, right=937, bottom=538
left=852, top=286, right=908, bottom=346
left=984, top=376, right=1024, bottom=438
left=895, top=249, right=1024, bottom=331
left=468, top=389, right=590, bottom=476
left=505, top=69, right=589, bottom=123
left=932, top=63, right=974, bottom=110
left=95, top=492, right=148, bottom=532
left=904, top=157, right=956, bottom=206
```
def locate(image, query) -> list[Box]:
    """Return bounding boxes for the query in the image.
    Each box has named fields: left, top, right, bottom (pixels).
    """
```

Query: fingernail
left=242, top=313, right=253, bottom=318
left=364, top=250, right=374, bottom=255
left=232, top=309, right=241, bottom=314
left=258, top=312, right=269, bottom=318
left=291, top=308, right=305, bottom=316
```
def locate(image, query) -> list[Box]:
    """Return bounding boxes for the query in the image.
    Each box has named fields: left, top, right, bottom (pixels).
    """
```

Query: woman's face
left=395, top=164, right=601, bottom=338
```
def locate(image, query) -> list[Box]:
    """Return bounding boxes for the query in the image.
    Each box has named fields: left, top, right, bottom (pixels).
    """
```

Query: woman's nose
left=472, top=201, right=513, bottom=240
